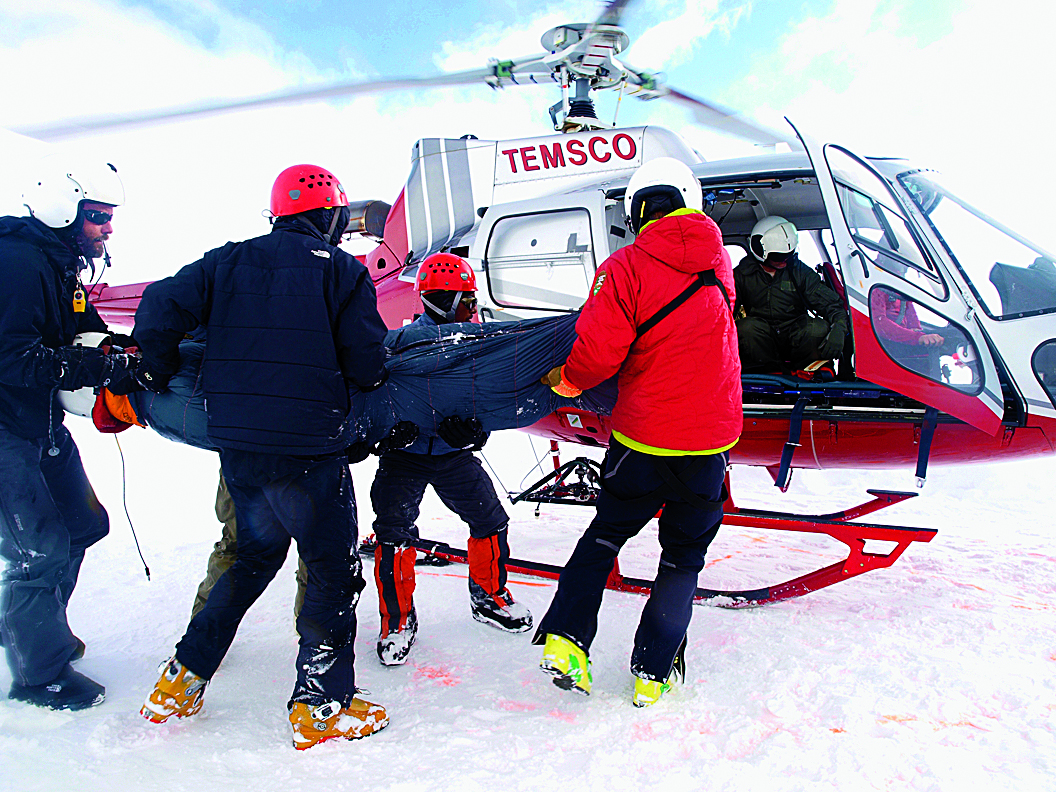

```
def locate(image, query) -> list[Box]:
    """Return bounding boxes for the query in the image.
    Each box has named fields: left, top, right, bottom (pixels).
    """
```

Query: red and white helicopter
left=20, top=3, right=1056, bottom=606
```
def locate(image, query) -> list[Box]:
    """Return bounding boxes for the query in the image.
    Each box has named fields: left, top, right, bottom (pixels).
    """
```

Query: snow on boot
left=289, top=698, right=389, bottom=750
left=377, top=606, right=418, bottom=666
left=8, top=664, right=104, bottom=711
left=632, top=633, right=686, bottom=708
left=141, top=657, right=208, bottom=724
left=632, top=677, right=672, bottom=707
left=539, top=633, right=592, bottom=695
left=470, top=584, right=533, bottom=633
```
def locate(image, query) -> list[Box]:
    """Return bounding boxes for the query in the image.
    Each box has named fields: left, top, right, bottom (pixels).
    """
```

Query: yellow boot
left=289, top=698, right=390, bottom=750
left=539, top=634, right=592, bottom=695
left=141, top=657, right=208, bottom=723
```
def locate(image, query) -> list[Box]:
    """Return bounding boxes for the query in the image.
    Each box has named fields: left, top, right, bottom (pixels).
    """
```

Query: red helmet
left=270, top=164, right=348, bottom=217
left=416, top=253, right=477, bottom=292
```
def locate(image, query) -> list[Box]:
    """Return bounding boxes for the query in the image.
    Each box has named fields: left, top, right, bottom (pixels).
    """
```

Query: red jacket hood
left=634, top=210, right=725, bottom=276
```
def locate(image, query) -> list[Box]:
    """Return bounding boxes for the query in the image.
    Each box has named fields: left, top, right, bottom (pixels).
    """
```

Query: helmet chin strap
left=325, top=208, right=343, bottom=244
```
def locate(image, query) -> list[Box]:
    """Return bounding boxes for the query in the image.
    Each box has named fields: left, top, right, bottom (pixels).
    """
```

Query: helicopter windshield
left=898, top=171, right=1056, bottom=319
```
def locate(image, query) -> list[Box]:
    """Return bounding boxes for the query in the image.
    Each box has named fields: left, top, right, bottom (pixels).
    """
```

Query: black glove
left=55, top=345, right=109, bottom=391
left=131, top=359, right=171, bottom=393
left=374, top=421, right=419, bottom=455
left=109, top=332, right=137, bottom=350
left=346, top=441, right=372, bottom=465
left=437, top=416, right=487, bottom=451
left=819, top=326, right=845, bottom=359
left=101, top=353, right=142, bottom=395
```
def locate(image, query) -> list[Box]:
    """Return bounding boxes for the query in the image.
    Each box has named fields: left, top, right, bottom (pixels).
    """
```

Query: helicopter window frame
left=898, top=168, right=1056, bottom=322
left=1030, top=338, right=1056, bottom=412
left=482, top=207, right=598, bottom=314
left=867, top=283, right=984, bottom=397
left=825, top=146, right=949, bottom=302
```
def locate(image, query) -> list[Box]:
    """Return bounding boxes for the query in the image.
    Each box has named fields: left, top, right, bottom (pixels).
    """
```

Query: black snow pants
left=535, top=438, right=728, bottom=681
left=176, top=452, right=364, bottom=709
left=0, top=426, right=109, bottom=686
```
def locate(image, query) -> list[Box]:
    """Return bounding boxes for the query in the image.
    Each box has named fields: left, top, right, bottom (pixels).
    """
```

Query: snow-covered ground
left=2, top=419, right=1054, bottom=791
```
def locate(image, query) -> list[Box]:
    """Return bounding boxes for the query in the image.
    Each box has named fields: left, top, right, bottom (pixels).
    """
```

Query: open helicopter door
left=792, top=122, right=1004, bottom=436
left=471, top=190, right=611, bottom=320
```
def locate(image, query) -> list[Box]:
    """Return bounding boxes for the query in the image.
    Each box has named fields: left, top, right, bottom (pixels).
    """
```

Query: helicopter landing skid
left=500, top=463, right=936, bottom=607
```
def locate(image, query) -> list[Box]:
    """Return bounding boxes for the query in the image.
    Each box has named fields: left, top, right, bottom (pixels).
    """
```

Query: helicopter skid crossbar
left=374, top=489, right=935, bottom=609
left=695, top=494, right=936, bottom=607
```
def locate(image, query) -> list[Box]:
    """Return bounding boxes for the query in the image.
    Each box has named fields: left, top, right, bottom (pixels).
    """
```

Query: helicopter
left=16, top=1, right=1056, bottom=606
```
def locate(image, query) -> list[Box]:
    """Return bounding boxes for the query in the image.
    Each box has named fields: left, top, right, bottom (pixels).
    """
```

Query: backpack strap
left=634, top=270, right=732, bottom=343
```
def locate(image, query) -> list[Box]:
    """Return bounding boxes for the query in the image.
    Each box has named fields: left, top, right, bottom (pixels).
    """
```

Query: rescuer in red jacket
left=534, top=157, right=742, bottom=707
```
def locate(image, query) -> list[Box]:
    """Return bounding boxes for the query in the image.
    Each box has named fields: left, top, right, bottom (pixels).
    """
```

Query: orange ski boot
left=289, top=697, right=390, bottom=750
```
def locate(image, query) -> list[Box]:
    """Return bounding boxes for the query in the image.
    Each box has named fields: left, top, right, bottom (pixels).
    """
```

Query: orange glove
left=541, top=365, right=582, bottom=398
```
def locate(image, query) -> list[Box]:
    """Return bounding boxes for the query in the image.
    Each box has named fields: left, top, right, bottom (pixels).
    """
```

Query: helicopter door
left=792, top=124, right=1004, bottom=435
left=474, top=192, right=608, bottom=317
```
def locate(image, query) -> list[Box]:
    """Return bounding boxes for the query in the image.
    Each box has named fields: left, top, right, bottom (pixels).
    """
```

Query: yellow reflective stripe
left=612, top=430, right=738, bottom=456
left=640, top=207, right=704, bottom=234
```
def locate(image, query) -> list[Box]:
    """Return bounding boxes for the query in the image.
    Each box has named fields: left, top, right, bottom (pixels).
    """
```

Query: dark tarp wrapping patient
left=128, top=313, right=617, bottom=451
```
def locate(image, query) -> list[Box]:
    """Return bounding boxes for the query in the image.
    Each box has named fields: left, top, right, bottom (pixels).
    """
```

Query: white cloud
left=630, top=0, right=751, bottom=71
left=719, top=0, right=1056, bottom=245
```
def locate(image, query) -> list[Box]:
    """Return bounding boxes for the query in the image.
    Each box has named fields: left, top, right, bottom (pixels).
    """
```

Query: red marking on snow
left=704, top=554, right=734, bottom=568
left=497, top=699, right=538, bottom=712
left=1049, top=652, right=1056, bottom=662
left=548, top=709, right=575, bottom=722
left=830, top=727, right=845, bottom=733
left=508, top=579, right=553, bottom=589
left=880, top=714, right=918, bottom=724
left=879, top=714, right=991, bottom=731
left=414, top=664, right=461, bottom=686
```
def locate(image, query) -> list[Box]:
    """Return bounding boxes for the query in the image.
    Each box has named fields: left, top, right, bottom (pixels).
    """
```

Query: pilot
left=0, top=154, right=139, bottom=711
left=733, top=216, right=847, bottom=378
left=535, top=157, right=741, bottom=707
left=370, top=252, right=532, bottom=668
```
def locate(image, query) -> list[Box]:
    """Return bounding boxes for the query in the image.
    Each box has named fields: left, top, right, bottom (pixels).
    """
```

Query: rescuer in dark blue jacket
left=0, top=155, right=139, bottom=712
left=371, top=253, right=532, bottom=668
left=135, top=164, right=391, bottom=750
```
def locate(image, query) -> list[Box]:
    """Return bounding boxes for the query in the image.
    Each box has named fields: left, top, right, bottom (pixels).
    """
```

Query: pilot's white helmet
left=750, top=215, right=798, bottom=261
left=22, top=154, right=124, bottom=229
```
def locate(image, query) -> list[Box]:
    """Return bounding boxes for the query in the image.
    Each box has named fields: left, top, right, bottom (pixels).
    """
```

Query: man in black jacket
left=135, top=164, right=391, bottom=750
left=734, top=216, right=848, bottom=376
left=0, top=155, right=137, bottom=711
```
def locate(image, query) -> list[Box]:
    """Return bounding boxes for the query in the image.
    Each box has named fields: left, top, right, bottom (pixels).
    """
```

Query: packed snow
left=2, top=419, right=1054, bottom=791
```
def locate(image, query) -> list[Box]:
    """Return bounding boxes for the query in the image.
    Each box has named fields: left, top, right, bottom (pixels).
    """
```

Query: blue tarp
left=129, top=314, right=616, bottom=452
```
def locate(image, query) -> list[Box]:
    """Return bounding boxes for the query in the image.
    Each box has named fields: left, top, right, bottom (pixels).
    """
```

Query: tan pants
left=190, top=472, right=308, bottom=620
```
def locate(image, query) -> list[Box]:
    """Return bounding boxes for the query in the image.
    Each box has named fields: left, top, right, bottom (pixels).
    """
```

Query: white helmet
left=57, top=332, right=112, bottom=417
left=750, top=215, right=798, bottom=261
left=22, top=154, right=124, bottom=229
left=624, top=157, right=703, bottom=234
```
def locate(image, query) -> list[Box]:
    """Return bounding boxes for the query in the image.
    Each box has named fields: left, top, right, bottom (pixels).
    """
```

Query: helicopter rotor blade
left=592, top=0, right=637, bottom=28
left=662, top=88, right=793, bottom=147
left=11, top=64, right=546, bottom=142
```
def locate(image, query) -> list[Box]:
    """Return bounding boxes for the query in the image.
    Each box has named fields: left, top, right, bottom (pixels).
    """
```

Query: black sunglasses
left=82, top=209, right=113, bottom=226
left=460, top=295, right=478, bottom=311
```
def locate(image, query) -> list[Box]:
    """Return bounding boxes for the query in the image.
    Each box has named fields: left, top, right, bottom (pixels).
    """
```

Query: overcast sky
left=2, top=0, right=1054, bottom=284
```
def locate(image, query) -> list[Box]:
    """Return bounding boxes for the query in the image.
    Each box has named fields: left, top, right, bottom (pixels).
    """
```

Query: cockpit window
left=826, top=147, right=946, bottom=299
left=899, top=170, right=1056, bottom=319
